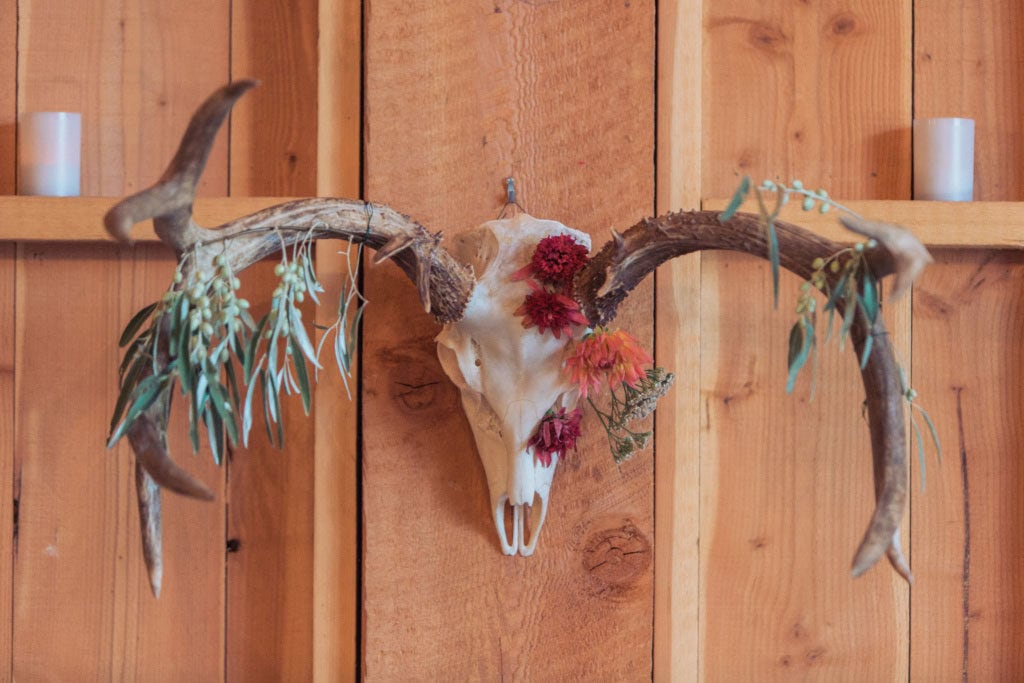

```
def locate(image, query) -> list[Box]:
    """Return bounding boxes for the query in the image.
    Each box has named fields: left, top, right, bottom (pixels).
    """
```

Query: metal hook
left=497, top=177, right=526, bottom=219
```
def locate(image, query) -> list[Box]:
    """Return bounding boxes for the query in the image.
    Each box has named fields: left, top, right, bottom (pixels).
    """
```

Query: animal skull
left=107, top=80, right=926, bottom=595
left=436, top=214, right=591, bottom=555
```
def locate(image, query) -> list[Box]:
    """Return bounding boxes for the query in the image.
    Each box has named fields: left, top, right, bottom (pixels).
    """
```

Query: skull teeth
left=493, top=493, right=549, bottom=556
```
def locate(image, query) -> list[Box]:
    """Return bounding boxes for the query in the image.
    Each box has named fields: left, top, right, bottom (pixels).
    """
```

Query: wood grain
left=13, top=243, right=225, bottom=680
left=17, top=0, right=230, bottom=196
left=0, top=0, right=14, bottom=193
left=314, top=0, right=363, bottom=679
left=915, top=1, right=1024, bottom=200
left=0, top=245, right=14, bottom=678
left=699, top=256, right=909, bottom=680
left=362, top=1, right=655, bottom=678
left=701, top=0, right=911, bottom=677
left=654, top=1, right=703, bottom=680
left=910, top=250, right=1024, bottom=678
left=703, top=0, right=911, bottom=201
left=226, top=2, right=319, bottom=678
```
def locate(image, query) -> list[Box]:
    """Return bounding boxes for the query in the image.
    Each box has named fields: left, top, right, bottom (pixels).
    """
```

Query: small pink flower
left=513, top=280, right=587, bottom=339
left=529, top=407, right=583, bottom=467
left=512, top=234, right=590, bottom=286
left=564, top=328, right=653, bottom=398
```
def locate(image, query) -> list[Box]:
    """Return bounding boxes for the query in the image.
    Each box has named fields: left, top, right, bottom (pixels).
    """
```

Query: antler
left=106, top=80, right=475, bottom=595
left=575, top=211, right=931, bottom=581
left=110, top=79, right=929, bottom=595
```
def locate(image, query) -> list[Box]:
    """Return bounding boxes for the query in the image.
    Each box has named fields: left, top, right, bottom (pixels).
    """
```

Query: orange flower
left=564, top=328, right=652, bottom=398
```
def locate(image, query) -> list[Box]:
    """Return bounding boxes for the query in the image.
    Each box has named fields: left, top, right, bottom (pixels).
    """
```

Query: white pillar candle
left=18, top=112, right=82, bottom=196
left=913, top=117, right=975, bottom=201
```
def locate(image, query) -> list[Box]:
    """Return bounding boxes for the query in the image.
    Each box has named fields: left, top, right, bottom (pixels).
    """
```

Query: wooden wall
left=0, top=0, right=1022, bottom=680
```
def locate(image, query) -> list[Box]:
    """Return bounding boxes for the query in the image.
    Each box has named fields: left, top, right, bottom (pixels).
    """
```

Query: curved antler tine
left=127, top=390, right=216, bottom=500
left=135, top=464, right=164, bottom=597
left=576, top=210, right=918, bottom=582
left=105, top=79, right=259, bottom=250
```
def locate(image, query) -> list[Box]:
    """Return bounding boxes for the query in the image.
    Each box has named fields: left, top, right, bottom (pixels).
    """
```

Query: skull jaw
left=491, top=451, right=556, bottom=556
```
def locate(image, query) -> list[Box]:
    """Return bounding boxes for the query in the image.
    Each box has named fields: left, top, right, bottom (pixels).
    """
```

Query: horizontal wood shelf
left=0, top=196, right=301, bottom=242
left=1, top=196, right=1023, bottom=249
left=702, top=198, right=1024, bottom=249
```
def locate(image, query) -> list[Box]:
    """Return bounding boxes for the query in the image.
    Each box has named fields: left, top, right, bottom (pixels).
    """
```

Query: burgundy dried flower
left=511, top=234, right=590, bottom=286
left=529, top=407, right=583, bottom=467
left=513, top=280, right=587, bottom=339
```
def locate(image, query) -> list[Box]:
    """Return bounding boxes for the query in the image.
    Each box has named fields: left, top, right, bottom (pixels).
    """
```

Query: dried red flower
left=529, top=407, right=583, bottom=467
left=511, top=234, right=590, bottom=286
left=513, top=280, right=587, bottom=339
left=564, top=328, right=653, bottom=398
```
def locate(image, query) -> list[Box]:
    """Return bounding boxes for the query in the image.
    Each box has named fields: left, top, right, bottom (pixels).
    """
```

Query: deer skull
left=436, top=214, right=590, bottom=555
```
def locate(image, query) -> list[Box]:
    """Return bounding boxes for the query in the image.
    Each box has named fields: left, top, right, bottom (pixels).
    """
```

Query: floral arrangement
left=511, top=232, right=676, bottom=465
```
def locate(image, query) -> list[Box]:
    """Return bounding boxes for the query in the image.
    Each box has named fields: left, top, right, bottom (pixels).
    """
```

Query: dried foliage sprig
left=109, top=229, right=362, bottom=464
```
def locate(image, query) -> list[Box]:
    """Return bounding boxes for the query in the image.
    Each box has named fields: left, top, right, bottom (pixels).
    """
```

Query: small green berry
left=791, top=179, right=803, bottom=189
left=802, top=197, right=815, bottom=211
left=812, top=257, right=825, bottom=270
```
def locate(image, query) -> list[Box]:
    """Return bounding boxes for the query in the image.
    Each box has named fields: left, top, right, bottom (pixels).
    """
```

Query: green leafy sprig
left=788, top=238, right=882, bottom=394
left=109, top=229, right=361, bottom=465
left=897, top=365, right=942, bottom=491
left=588, top=367, right=675, bottom=464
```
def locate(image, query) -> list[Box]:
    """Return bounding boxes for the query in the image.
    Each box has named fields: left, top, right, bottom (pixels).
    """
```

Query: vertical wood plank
left=915, top=1, right=1024, bottom=200
left=701, top=0, right=912, bottom=677
left=910, top=251, right=1024, bottom=678
left=227, top=2, right=320, bottom=679
left=0, top=0, right=15, bottom=193
left=17, top=0, right=230, bottom=196
left=13, top=244, right=225, bottom=680
left=362, top=2, right=655, bottom=678
left=654, top=0, right=702, bottom=680
left=0, top=245, right=14, bottom=678
left=315, top=0, right=362, bottom=679
left=704, top=0, right=911, bottom=200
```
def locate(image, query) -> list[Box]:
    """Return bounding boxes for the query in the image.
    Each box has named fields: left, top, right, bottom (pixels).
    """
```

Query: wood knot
left=748, top=21, right=788, bottom=54
left=829, top=13, right=858, bottom=36
left=581, top=521, right=651, bottom=598
left=378, top=338, right=458, bottom=415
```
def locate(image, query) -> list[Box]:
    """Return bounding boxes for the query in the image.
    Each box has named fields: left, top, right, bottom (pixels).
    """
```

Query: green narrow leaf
left=107, top=374, right=166, bottom=447
left=178, top=351, right=194, bottom=396
left=289, top=306, right=321, bottom=369
left=785, top=320, right=813, bottom=393
left=719, top=175, right=751, bottom=221
left=245, top=316, right=268, bottom=381
left=224, top=359, right=241, bottom=410
left=860, top=273, right=880, bottom=324
left=119, top=336, right=147, bottom=377
left=860, top=332, right=874, bottom=369
left=911, top=416, right=926, bottom=492
left=917, top=405, right=943, bottom=464
left=823, top=271, right=850, bottom=313
left=839, top=280, right=857, bottom=349
left=301, top=255, right=322, bottom=305
left=204, top=404, right=225, bottom=466
left=110, top=354, right=150, bottom=437
left=119, top=302, right=159, bottom=346
left=768, top=221, right=780, bottom=308
left=207, top=375, right=239, bottom=447
left=241, top=359, right=264, bottom=446
left=289, top=336, right=313, bottom=414
left=259, top=370, right=275, bottom=445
